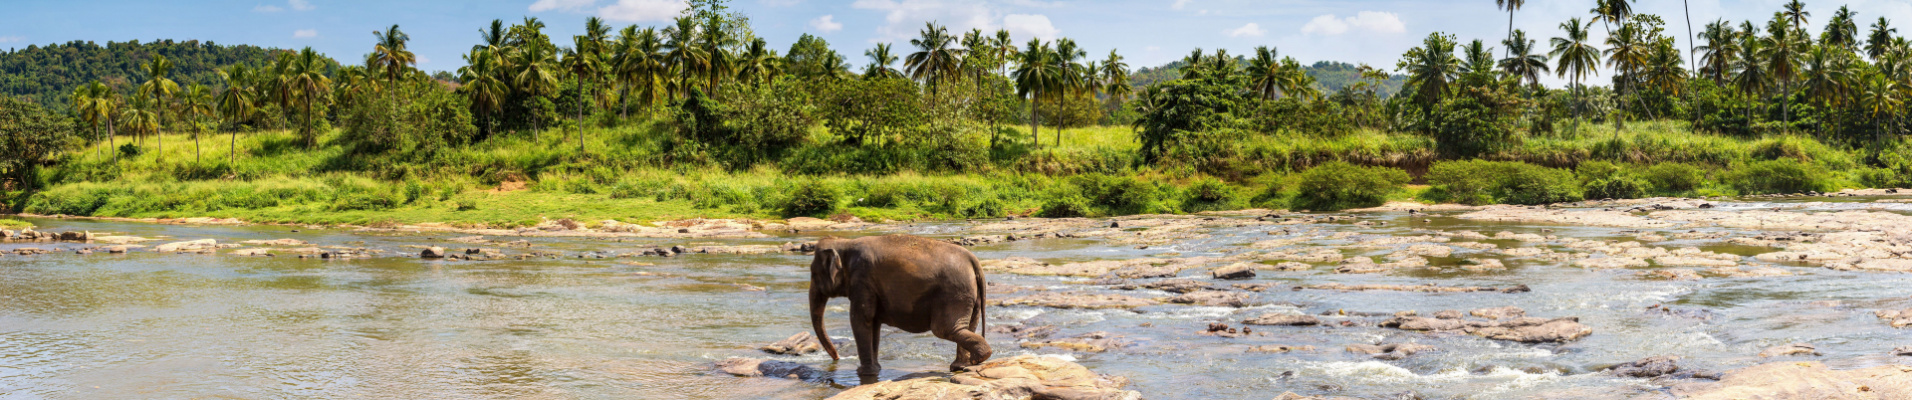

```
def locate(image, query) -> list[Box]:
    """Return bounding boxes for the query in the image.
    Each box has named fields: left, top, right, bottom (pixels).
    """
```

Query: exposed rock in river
left=1381, top=307, right=1592, bottom=343
left=1243, top=313, right=1321, bottom=326
left=1758, top=343, right=1821, bottom=358
left=1670, top=361, right=1912, bottom=400
left=825, top=355, right=1140, bottom=400
left=1164, top=290, right=1253, bottom=307
left=1346, top=343, right=1437, bottom=360
left=992, top=292, right=1157, bottom=309
left=1020, top=332, right=1132, bottom=353
left=1461, top=206, right=1674, bottom=228
left=1878, top=308, right=1912, bottom=328
left=1605, top=355, right=1682, bottom=378
left=1296, top=282, right=1530, bottom=293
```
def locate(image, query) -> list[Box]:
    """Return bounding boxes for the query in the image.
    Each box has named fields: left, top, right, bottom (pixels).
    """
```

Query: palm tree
left=459, top=48, right=508, bottom=138
left=176, top=84, right=214, bottom=163
left=992, top=29, right=1019, bottom=79
left=629, top=27, right=668, bottom=110
left=512, top=38, right=560, bottom=139
left=1013, top=39, right=1059, bottom=147
left=1782, top=0, right=1810, bottom=31
left=1277, top=57, right=1320, bottom=101
left=1402, top=32, right=1461, bottom=111
left=1683, top=0, right=1695, bottom=72
left=284, top=47, right=333, bottom=148
left=1730, top=31, right=1772, bottom=123
left=662, top=16, right=707, bottom=100
left=584, top=16, right=611, bottom=57
left=905, top=22, right=967, bottom=96
left=72, top=81, right=115, bottom=160
left=121, top=96, right=160, bottom=158
left=865, top=43, right=904, bottom=79
left=736, top=38, right=780, bottom=86
left=1826, top=6, right=1859, bottom=50
left=1246, top=46, right=1283, bottom=100
left=1102, top=49, right=1131, bottom=107
left=1696, top=20, right=1739, bottom=83
left=477, top=19, right=507, bottom=52
left=1868, top=18, right=1897, bottom=60
left=372, top=24, right=416, bottom=101
left=216, top=64, right=257, bottom=168
left=1762, top=14, right=1806, bottom=124
left=137, top=54, right=181, bottom=160
left=1497, top=0, right=1525, bottom=58
left=694, top=13, right=736, bottom=93
left=1606, top=22, right=1653, bottom=123
left=1590, top=0, right=1635, bottom=36
left=1499, top=29, right=1551, bottom=87
left=562, top=36, right=603, bottom=154
left=1461, top=39, right=1499, bottom=87
left=1855, top=71, right=1902, bottom=139
left=1049, top=38, right=1090, bottom=145
left=1799, top=44, right=1853, bottom=134
left=1551, top=18, right=1602, bottom=133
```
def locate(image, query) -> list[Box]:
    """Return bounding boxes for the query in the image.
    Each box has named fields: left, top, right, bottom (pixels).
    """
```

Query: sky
left=8, top=0, right=1912, bottom=87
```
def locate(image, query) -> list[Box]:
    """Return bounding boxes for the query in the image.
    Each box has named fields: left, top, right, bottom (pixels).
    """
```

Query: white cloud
left=760, top=0, right=800, bottom=6
left=530, top=0, right=595, bottom=12
left=1003, top=14, right=1059, bottom=40
left=1171, top=0, right=1191, bottom=10
left=851, top=0, right=995, bottom=42
left=416, top=55, right=431, bottom=64
left=253, top=4, right=283, bottom=12
left=293, top=29, right=318, bottom=38
left=0, top=36, right=23, bottom=43
left=597, top=0, right=687, bottom=22
left=1300, top=11, right=1406, bottom=36
left=1225, top=22, right=1264, bottom=38
left=810, top=15, right=844, bottom=32
left=1005, top=0, right=1063, bottom=7
left=288, top=0, right=314, bottom=11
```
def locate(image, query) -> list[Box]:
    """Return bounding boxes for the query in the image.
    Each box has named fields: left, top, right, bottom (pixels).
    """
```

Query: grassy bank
left=10, top=121, right=1898, bottom=228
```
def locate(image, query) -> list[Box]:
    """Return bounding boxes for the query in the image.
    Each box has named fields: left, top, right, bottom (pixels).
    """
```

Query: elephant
left=808, top=234, right=992, bottom=383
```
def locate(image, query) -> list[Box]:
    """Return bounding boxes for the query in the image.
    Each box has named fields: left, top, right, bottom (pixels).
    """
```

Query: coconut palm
left=1606, top=22, right=1652, bottom=122
left=216, top=64, right=256, bottom=167
left=71, top=81, right=116, bottom=160
left=1855, top=71, right=1902, bottom=138
left=905, top=22, right=967, bottom=95
left=1644, top=39, right=1687, bottom=96
left=1696, top=20, right=1739, bottom=83
left=177, top=84, right=214, bottom=163
left=1401, top=32, right=1462, bottom=111
left=121, top=96, right=160, bottom=157
left=284, top=47, right=333, bottom=148
left=1799, top=44, right=1853, bottom=134
left=477, top=19, right=507, bottom=52
left=736, top=38, right=780, bottom=87
left=1730, top=32, right=1772, bottom=123
left=561, top=36, right=603, bottom=153
left=694, top=14, right=736, bottom=93
left=1826, top=6, right=1859, bottom=50
left=511, top=38, right=560, bottom=139
left=371, top=24, right=415, bottom=99
left=138, top=54, right=180, bottom=158
left=628, top=27, right=668, bottom=109
left=1013, top=39, right=1060, bottom=147
left=1782, top=0, right=1810, bottom=31
left=1551, top=18, right=1602, bottom=132
left=1868, top=18, right=1896, bottom=60
left=662, top=16, right=706, bottom=99
left=1762, top=14, right=1806, bottom=124
left=1497, top=0, right=1525, bottom=58
left=1246, top=46, right=1284, bottom=100
left=992, top=29, right=1019, bottom=79
left=865, top=43, right=904, bottom=79
left=1500, top=29, right=1551, bottom=87
left=459, top=48, right=507, bottom=137
left=1461, top=39, right=1499, bottom=87
left=1102, top=49, right=1131, bottom=106
left=1278, top=57, right=1320, bottom=101
left=1590, top=0, right=1635, bottom=34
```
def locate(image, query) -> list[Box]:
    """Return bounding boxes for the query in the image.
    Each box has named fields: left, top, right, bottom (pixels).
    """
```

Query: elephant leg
left=850, top=307, right=882, bottom=383
left=932, top=302, right=992, bottom=371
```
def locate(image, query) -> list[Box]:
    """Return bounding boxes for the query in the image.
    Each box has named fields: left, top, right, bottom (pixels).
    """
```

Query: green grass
left=0, top=218, right=31, bottom=230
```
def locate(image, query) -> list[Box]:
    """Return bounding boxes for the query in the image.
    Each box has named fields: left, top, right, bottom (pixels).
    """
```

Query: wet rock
left=1248, top=345, right=1316, bottom=353
left=1346, top=343, right=1437, bottom=360
left=1470, top=306, right=1526, bottom=320
left=987, top=324, right=1059, bottom=340
left=1433, top=310, right=1464, bottom=320
left=1460, top=206, right=1674, bottom=228
left=760, top=332, right=835, bottom=355
left=1669, top=361, right=1912, bottom=400
left=1575, top=257, right=1649, bottom=269
left=1895, top=346, right=1912, bottom=356
left=1460, top=258, right=1506, bottom=272
left=241, top=239, right=308, bottom=246
left=1263, top=248, right=1345, bottom=263
left=828, top=355, right=1139, bottom=400
left=1199, top=323, right=1250, bottom=338
left=1115, top=279, right=1210, bottom=294
left=1166, top=290, right=1252, bottom=307
left=101, top=245, right=140, bottom=254
left=1231, top=283, right=1276, bottom=292
left=1640, top=269, right=1704, bottom=281
left=232, top=248, right=273, bottom=257
left=1382, top=314, right=1593, bottom=343
left=1022, top=332, right=1132, bottom=353
left=1757, top=343, right=1821, bottom=358
left=1296, top=282, right=1529, bottom=293
left=1878, top=308, right=1912, bottom=328
left=1607, top=355, right=1681, bottom=378
left=13, top=247, right=50, bottom=255
left=1211, top=263, right=1257, bottom=280
left=1401, top=244, right=1453, bottom=258
left=1266, top=262, right=1312, bottom=271
left=155, top=239, right=224, bottom=253
left=1244, top=313, right=1321, bottom=326
left=56, top=231, right=93, bottom=242
left=992, top=292, right=1157, bottom=309
left=1271, top=393, right=1362, bottom=400
left=421, top=247, right=447, bottom=259
left=715, top=358, right=828, bottom=381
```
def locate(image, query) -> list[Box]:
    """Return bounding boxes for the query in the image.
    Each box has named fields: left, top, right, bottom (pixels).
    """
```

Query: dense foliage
left=0, top=39, right=293, bottom=112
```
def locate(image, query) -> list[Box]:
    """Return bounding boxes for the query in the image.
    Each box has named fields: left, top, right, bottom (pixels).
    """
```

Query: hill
left=0, top=39, right=284, bottom=110
left=1131, top=59, right=1408, bottom=98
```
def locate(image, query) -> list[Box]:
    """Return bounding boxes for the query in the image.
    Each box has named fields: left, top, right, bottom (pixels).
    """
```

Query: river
left=3, top=196, right=1910, bottom=399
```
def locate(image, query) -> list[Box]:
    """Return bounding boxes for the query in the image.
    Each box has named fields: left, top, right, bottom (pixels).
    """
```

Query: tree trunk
left=578, top=80, right=588, bottom=155
left=194, top=125, right=201, bottom=163
left=1684, top=0, right=1696, bottom=72
left=1507, top=10, right=1515, bottom=59
left=230, top=126, right=237, bottom=173
left=1029, top=94, right=1040, bottom=148
left=108, top=119, right=118, bottom=162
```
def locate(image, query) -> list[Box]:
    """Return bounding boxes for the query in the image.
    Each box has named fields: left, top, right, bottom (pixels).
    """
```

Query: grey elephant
left=807, top=235, right=992, bottom=383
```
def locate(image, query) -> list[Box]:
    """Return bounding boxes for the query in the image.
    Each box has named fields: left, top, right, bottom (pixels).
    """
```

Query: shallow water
left=3, top=197, right=1911, bottom=399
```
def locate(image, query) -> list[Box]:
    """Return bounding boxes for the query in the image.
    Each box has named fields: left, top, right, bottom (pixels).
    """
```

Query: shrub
left=1641, top=163, right=1705, bottom=195
left=1497, top=164, right=1583, bottom=205
left=1577, top=161, right=1646, bottom=200
left=402, top=181, right=426, bottom=204
left=1725, top=159, right=1830, bottom=194
left=1290, top=162, right=1409, bottom=211
left=1855, top=168, right=1911, bottom=189
left=1181, top=177, right=1246, bottom=213
left=782, top=180, right=840, bottom=217
left=1425, top=160, right=1582, bottom=205
left=1071, top=174, right=1166, bottom=215
left=1037, top=189, right=1093, bottom=218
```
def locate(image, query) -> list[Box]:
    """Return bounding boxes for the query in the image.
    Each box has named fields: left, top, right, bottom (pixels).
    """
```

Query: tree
left=1552, top=18, right=1601, bottom=133
left=178, top=83, right=214, bottom=162
left=71, top=80, right=115, bottom=160
left=1247, top=46, right=1284, bottom=100
left=0, top=96, right=75, bottom=190
left=1605, top=21, right=1652, bottom=124
left=736, top=37, right=780, bottom=86
left=1499, top=29, right=1551, bottom=87
left=1013, top=39, right=1060, bottom=147
left=511, top=36, right=560, bottom=139
left=458, top=48, right=507, bottom=138
left=284, top=47, right=333, bottom=148
left=372, top=24, right=416, bottom=100
left=561, top=35, right=603, bottom=154
left=1497, top=0, right=1525, bottom=58
left=1826, top=6, right=1859, bottom=50
left=1782, top=0, right=1810, bottom=31
left=1762, top=14, right=1805, bottom=124
left=1798, top=44, right=1853, bottom=134
left=1696, top=20, right=1739, bottom=84
left=138, top=54, right=180, bottom=160
left=1399, top=32, right=1461, bottom=111
left=905, top=22, right=967, bottom=96
left=216, top=64, right=257, bottom=167
left=694, top=13, right=736, bottom=93
left=1868, top=18, right=1897, bottom=60
left=864, top=43, right=903, bottom=79
left=1101, top=49, right=1131, bottom=108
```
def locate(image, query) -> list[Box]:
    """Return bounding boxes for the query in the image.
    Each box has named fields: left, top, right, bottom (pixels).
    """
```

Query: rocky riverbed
left=5, top=193, right=1912, bottom=399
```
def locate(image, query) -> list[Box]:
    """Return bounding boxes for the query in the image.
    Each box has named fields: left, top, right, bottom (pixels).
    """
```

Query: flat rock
left=1576, top=257, right=1650, bottom=269
left=1211, top=263, right=1256, bottom=280
left=1165, top=290, right=1252, bottom=307
left=992, top=292, right=1157, bottom=309
left=1020, top=332, right=1131, bottom=353
left=154, top=239, right=221, bottom=253
left=1876, top=309, right=1912, bottom=328
left=1346, top=343, right=1437, bottom=360
left=1672, top=361, right=1912, bottom=400
left=1759, top=343, right=1821, bottom=358
left=1297, top=282, right=1529, bottom=293
left=1244, top=313, right=1321, bottom=326
left=1470, top=306, right=1526, bottom=320
left=715, top=358, right=828, bottom=382
left=241, top=239, right=308, bottom=246
left=760, top=332, right=831, bottom=355
left=1115, top=279, right=1210, bottom=294
left=1607, top=355, right=1681, bottom=378
left=1248, top=345, right=1315, bottom=353
left=1640, top=269, right=1704, bottom=281
left=827, top=355, right=1139, bottom=400
left=232, top=248, right=273, bottom=257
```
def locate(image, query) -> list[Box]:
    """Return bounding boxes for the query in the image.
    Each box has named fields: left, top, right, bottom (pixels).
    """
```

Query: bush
left=1641, top=163, right=1705, bottom=195
left=1290, top=162, right=1408, bottom=211
left=1725, top=159, right=1830, bottom=195
left=1071, top=174, right=1167, bottom=215
left=1577, top=161, right=1646, bottom=200
left=782, top=180, right=840, bottom=217
left=1425, top=160, right=1582, bottom=205
left=1181, top=177, right=1246, bottom=213
left=1037, top=188, right=1093, bottom=218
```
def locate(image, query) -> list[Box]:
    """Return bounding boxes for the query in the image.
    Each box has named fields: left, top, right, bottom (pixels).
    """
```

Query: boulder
left=1021, top=332, right=1131, bottom=353
left=56, top=231, right=92, bottom=242
left=1470, top=318, right=1593, bottom=343
left=1758, top=343, right=1821, bottom=358
left=1210, top=263, right=1257, bottom=280
left=1607, top=355, right=1681, bottom=378
left=1671, top=361, right=1912, bottom=400
left=155, top=239, right=218, bottom=253
left=1877, top=308, right=1912, bottom=328
left=826, top=355, right=1139, bottom=400
left=1244, top=313, right=1321, bottom=326
left=421, top=247, right=447, bottom=259
left=992, top=292, right=1157, bottom=309
left=1165, top=290, right=1252, bottom=307
left=1346, top=343, right=1437, bottom=360
left=760, top=332, right=830, bottom=355
left=1895, top=346, right=1912, bottom=357
left=1470, top=306, right=1526, bottom=320
left=715, top=358, right=829, bottom=382
left=232, top=248, right=273, bottom=257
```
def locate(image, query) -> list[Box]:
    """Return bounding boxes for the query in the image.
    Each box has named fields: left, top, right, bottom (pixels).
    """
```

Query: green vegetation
left=6, top=0, right=1912, bottom=227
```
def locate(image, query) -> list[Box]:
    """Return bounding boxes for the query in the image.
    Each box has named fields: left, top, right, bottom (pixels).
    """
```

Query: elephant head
left=808, top=240, right=846, bottom=360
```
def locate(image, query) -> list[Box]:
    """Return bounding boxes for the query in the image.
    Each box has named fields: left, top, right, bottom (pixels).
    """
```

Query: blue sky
left=7, top=0, right=1912, bottom=87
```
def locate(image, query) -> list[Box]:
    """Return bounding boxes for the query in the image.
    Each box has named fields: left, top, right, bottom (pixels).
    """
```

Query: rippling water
left=3, top=197, right=1911, bottom=399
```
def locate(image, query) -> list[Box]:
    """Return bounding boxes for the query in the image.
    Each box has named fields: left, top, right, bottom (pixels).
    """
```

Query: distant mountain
left=0, top=39, right=287, bottom=111
left=1130, top=59, right=1408, bottom=99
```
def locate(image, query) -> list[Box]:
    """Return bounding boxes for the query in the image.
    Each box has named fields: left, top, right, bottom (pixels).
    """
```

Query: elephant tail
left=970, top=253, right=986, bottom=338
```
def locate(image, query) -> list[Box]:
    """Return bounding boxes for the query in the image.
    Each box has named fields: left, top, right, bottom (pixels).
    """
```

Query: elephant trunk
left=811, top=290, right=840, bottom=360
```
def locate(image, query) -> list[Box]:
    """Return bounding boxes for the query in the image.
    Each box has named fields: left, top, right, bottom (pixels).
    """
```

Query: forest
left=1, top=0, right=1910, bottom=227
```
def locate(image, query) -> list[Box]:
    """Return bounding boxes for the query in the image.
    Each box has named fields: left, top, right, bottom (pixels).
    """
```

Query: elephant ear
left=813, top=248, right=842, bottom=293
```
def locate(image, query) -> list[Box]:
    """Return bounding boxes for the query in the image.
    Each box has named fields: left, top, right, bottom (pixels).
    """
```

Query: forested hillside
left=1132, top=59, right=1408, bottom=98
left=0, top=39, right=285, bottom=110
